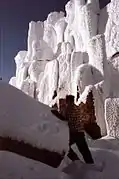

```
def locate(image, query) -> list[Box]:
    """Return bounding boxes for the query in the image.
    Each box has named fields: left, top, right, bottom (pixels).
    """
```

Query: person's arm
left=51, top=109, right=67, bottom=121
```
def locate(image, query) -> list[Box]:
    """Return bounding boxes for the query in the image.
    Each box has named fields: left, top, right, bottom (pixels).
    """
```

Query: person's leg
left=67, top=147, right=79, bottom=161
left=67, top=131, right=79, bottom=161
left=75, top=132, right=94, bottom=164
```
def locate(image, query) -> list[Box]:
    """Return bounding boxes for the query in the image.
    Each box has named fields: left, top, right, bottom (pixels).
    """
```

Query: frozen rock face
left=14, top=51, right=29, bottom=89
left=93, top=81, right=107, bottom=136
left=104, top=0, right=119, bottom=57
left=101, top=52, right=119, bottom=99
left=9, top=77, right=16, bottom=87
left=105, top=98, right=119, bottom=138
left=43, top=23, right=57, bottom=53
left=9, top=0, right=116, bottom=137
left=31, top=40, right=54, bottom=61
left=28, top=60, right=48, bottom=83
left=37, top=60, right=59, bottom=105
left=25, top=21, right=44, bottom=62
left=55, top=18, right=67, bottom=44
left=57, top=42, right=72, bottom=94
left=43, top=12, right=65, bottom=53
left=87, top=34, right=106, bottom=76
left=73, top=0, right=99, bottom=51
left=20, top=77, right=35, bottom=98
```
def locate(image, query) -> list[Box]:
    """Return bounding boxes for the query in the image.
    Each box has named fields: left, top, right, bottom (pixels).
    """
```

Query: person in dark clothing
left=51, top=95, right=94, bottom=164
left=65, top=95, right=94, bottom=164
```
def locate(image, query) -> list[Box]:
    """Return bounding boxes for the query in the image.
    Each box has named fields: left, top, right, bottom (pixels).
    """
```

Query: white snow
left=6, top=0, right=119, bottom=178
left=76, top=85, right=93, bottom=105
left=0, top=82, right=69, bottom=154
left=1, top=136, right=119, bottom=179
left=0, top=151, right=69, bottom=179
left=105, top=98, right=119, bottom=138
left=87, top=34, right=106, bottom=76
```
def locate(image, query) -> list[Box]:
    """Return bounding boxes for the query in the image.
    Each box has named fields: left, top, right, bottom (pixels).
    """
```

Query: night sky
left=0, top=0, right=110, bottom=82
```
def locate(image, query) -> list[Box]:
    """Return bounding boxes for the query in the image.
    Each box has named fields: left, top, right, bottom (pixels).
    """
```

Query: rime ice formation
left=9, top=0, right=119, bottom=138
left=104, top=0, right=119, bottom=57
left=105, top=98, right=119, bottom=138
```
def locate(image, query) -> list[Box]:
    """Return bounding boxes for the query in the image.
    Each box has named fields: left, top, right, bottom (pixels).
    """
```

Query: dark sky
left=0, top=0, right=110, bottom=81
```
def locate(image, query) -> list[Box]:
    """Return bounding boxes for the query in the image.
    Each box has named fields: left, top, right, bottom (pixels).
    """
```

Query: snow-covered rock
left=57, top=42, right=72, bottom=94
left=28, top=60, right=48, bottom=82
left=105, top=54, right=119, bottom=98
left=87, top=34, right=106, bottom=76
left=20, top=77, right=35, bottom=98
left=13, top=51, right=29, bottom=89
left=9, top=0, right=119, bottom=138
left=105, top=0, right=119, bottom=57
left=0, top=82, right=69, bottom=155
left=105, top=98, right=119, bottom=138
left=25, top=21, right=44, bottom=62
left=37, top=60, right=59, bottom=105
left=31, top=39, right=54, bottom=61
left=9, top=77, right=16, bottom=87
left=93, top=81, right=107, bottom=136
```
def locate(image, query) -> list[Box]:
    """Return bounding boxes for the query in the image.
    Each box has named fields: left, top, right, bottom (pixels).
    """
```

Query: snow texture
left=93, top=81, right=107, bottom=136
left=87, top=34, right=106, bottom=76
left=105, top=0, right=119, bottom=57
left=105, top=98, right=119, bottom=138
left=9, top=0, right=119, bottom=139
left=1, top=136, right=119, bottom=179
left=5, top=0, right=119, bottom=178
left=37, top=60, right=59, bottom=105
left=28, top=60, right=48, bottom=82
left=20, top=77, right=35, bottom=98
left=0, top=82, right=69, bottom=154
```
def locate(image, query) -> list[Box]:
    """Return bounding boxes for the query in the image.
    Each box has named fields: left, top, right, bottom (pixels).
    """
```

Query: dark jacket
left=65, top=103, right=85, bottom=133
left=51, top=103, right=85, bottom=133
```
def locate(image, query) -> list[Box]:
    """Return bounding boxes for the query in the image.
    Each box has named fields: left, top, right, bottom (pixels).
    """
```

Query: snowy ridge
left=0, top=82, right=69, bottom=154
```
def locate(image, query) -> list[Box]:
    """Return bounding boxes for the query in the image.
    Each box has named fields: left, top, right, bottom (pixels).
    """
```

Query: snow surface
left=6, top=0, right=119, bottom=177
left=0, top=82, right=69, bottom=154
left=1, top=136, right=119, bottom=179
left=105, top=98, right=119, bottom=138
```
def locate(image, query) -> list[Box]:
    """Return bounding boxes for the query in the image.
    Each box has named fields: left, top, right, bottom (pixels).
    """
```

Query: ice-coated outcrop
left=9, top=0, right=119, bottom=138
left=25, top=21, right=44, bottom=62
left=87, top=34, right=106, bottom=76
left=105, top=98, right=119, bottom=138
left=93, top=81, right=107, bottom=136
left=105, top=54, right=119, bottom=98
left=20, top=77, right=35, bottom=98
left=37, top=60, right=59, bottom=105
left=104, top=0, right=119, bottom=57
left=28, top=60, right=48, bottom=83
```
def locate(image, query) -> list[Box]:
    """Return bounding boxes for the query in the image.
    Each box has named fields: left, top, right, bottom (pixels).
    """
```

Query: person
left=51, top=95, right=94, bottom=163
left=51, top=94, right=104, bottom=171
left=65, top=95, right=94, bottom=164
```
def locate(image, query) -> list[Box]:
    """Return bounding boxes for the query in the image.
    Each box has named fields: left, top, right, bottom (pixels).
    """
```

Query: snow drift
left=0, top=82, right=69, bottom=167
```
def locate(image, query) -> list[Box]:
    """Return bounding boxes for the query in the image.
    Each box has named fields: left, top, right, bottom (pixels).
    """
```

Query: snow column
left=87, top=34, right=107, bottom=136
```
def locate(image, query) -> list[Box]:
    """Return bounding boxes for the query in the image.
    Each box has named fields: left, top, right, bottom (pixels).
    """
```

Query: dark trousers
left=67, top=131, right=94, bottom=164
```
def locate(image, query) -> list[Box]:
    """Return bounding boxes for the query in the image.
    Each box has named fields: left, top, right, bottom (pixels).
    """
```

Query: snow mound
left=0, top=151, right=68, bottom=179
left=0, top=82, right=69, bottom=154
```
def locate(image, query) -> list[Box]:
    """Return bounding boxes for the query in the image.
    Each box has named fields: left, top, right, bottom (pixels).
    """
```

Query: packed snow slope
left=1, top=136, right=119, bottom=179
left=0, top=82, right=69, bottom=154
